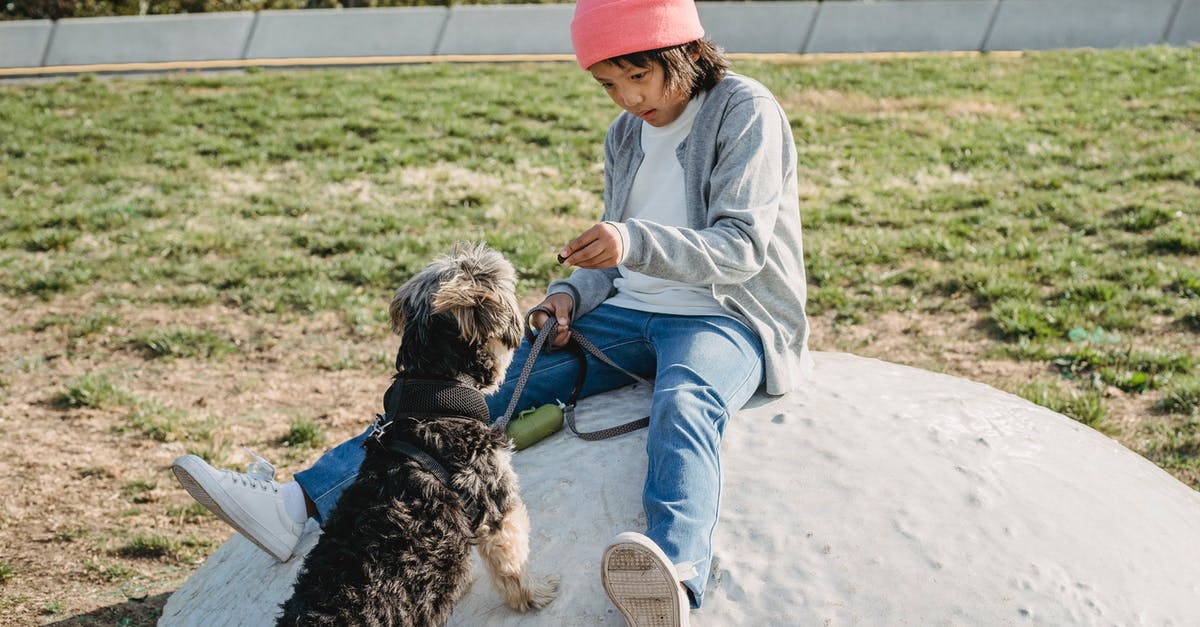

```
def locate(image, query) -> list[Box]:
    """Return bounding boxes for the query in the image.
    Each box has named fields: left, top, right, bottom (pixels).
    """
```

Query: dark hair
left=607, top=39, right=730, bottom=99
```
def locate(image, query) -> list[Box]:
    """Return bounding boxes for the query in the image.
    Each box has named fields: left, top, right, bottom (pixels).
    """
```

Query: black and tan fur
left=277, top=243, right=557, bottom=626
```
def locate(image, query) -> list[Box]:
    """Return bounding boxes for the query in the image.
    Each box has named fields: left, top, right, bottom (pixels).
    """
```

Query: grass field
left=1, top=46, right=1198, bottom=623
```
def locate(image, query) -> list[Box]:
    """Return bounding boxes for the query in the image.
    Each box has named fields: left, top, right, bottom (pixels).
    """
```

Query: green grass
left=121, top=480, right=157, bottom=504
left=1, top=63, right=605, bottom=310
left=52, top=528, right=87, bottom=543
left=2, top=48, right=1198, bottom=480
left=111, top=533, right=177, bottom=559
left=32, top=312, right=121, bottom=338
left=116, top=398, right=220, bottom=445
left=1139, top=416, right=1200, bottom=486
left=1158, top=377, right=1200, bottom=417
left=78, top=466, right=114, bottom=479
left=128, top=326, right=237, bottom=360
left=110, top=532, right=214, bottom=562
left=54, top=373, right=134, bottom=409
left=0, top=560, right=14, bottom=585
left=1017, top=382, right=1109, bottom=429
left=166, top=502, right=214, bottom=524
left=120, top=402, right=187, bottom=442
left=280, top=416, right=324, bottom=449
left=83, top=559, right=137, bottom=584
left=3, top=52, right=1195, bottom=326
left=184, top=442, right=229, bottom=468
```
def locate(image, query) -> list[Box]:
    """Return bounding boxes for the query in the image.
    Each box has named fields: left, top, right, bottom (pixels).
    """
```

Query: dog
left=277, top=243, right=558, bottom=626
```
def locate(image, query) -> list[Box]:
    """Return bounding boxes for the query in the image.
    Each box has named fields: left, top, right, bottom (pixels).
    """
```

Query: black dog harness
left=370, top=376, right=492, bottom=524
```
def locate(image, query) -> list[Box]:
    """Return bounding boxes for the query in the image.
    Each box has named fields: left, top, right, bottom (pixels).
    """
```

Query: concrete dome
left=161, top=352, right=1200, bottom=625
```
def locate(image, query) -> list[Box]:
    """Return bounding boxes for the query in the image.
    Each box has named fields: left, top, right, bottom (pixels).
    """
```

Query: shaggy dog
left=277, top=243, right=558, bottom=626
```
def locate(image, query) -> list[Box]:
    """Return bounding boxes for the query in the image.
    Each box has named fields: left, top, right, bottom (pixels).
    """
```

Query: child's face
left=589, top=60, right=690, bottom=128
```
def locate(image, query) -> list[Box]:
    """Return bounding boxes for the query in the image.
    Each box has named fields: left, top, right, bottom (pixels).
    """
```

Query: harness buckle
left=369, top=413, right=393, bottom=441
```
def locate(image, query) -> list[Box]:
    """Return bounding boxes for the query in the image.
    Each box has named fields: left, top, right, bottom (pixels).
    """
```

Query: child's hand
left=558, top=223, right=623, bottom=269
left=530, top=293, right=574, bottom=348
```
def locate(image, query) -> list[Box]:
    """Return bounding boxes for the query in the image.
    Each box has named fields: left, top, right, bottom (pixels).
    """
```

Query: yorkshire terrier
left=277, top=243, right=558, bottom=625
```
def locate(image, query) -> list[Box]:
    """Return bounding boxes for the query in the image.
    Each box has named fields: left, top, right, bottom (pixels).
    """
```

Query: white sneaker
left=171, top=451, right=304, bottom=562
left=601, top=532, right=691, bottom=627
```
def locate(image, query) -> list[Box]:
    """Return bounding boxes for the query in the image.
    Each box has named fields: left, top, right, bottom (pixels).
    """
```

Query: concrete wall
left=1167, top=0, right=1200, bottom=46
left=0, top=20, right=53, bottom=68
left=1, top=0, right=1196, bottom=72
left=436, top=4, right=575, bottom=55
left=244, top=7, right=447, bottom=59
left=696, top=2, right=817, bottom=54
left=984, top=0, right=1179, bottom=51
left=804, top=0, right=999, bottom=54
left=44, top=13, right=256, bottom=66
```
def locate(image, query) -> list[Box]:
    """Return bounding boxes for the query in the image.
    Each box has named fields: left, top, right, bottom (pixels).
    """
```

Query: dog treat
left=507, top=403, right=564, bottom=450
left=557, top=253, right=568, bottom=265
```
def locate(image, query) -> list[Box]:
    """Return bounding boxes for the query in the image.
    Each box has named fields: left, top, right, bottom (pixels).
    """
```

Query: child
left=172, top=1, right=810, bottom=625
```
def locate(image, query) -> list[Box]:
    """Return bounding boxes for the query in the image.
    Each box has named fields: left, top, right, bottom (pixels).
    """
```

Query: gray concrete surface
left=804, top=0, right=999, bottom=54
left=43, top=13, right=255, bottom=66
left=0, top=19, right=53, bottom=68
left=160, top=353, right=1200, bottom=626
left=244, top=7, right=447, bottom=59
left=985, top=0, right=1179, bottom=51
left=1167, top=0, right=1200, bottom=46
left=436, top=4, right=574, bottom=55
left=696, top=1, right=817, bottom=54
left=2, top=1, right=1195, bottom=74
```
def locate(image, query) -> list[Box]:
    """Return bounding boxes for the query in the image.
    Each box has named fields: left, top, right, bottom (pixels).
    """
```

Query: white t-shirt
left=607, top=92, right=728, bottom=317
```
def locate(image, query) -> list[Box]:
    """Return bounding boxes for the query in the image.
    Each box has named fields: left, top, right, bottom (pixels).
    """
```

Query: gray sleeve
left=547, top=268, right=620, bottom=319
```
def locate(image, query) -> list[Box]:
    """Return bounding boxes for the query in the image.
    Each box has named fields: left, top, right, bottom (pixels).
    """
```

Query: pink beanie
left=570, top=0, right=705, bottom=70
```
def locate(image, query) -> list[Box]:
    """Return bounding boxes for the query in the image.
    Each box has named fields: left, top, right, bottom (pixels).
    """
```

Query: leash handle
left=522, top=305, right=557, bottom=345
left=494, top=312, right=651, bottom=441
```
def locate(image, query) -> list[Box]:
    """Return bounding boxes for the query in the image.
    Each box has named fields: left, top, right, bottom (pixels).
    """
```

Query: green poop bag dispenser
left=505, top=402, right=564, bottom=450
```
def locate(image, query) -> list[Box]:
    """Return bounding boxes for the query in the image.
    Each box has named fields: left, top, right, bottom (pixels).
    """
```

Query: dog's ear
left=431, top=273, right=520, bottom=348
left=429, top=243, right=522, bottom=349
left=390, top=269, right=438, bottom=339
left=389, top=282, right=413, bottom=337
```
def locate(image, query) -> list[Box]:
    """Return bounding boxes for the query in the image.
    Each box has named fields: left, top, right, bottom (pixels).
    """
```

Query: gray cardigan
left=548, top=73, right=812, bottom=395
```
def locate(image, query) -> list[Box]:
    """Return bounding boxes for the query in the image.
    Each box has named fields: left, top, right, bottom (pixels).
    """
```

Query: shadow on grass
left=45, top=592, right=169, bottom=627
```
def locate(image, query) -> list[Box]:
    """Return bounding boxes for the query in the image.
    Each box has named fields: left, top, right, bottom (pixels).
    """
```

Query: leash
left=493, top=307, right=651, bottom=441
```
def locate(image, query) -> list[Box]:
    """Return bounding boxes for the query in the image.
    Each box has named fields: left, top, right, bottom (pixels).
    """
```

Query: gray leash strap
left=562, top=329, right=651, bottom=440
left=494, top=313, right=651, bottom=440
left=493, top=315, right=555, bottom=434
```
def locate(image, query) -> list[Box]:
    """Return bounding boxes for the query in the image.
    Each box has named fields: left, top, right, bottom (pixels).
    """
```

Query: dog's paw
left=506, top=574, right=559, bottom=612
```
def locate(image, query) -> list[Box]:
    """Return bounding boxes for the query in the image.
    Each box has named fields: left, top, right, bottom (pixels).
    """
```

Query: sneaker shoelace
left=232, top=447, right=279, bottom=493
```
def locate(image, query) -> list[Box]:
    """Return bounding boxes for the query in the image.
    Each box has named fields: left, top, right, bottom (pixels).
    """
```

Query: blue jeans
left=294, top=303, right=764, bottom=608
